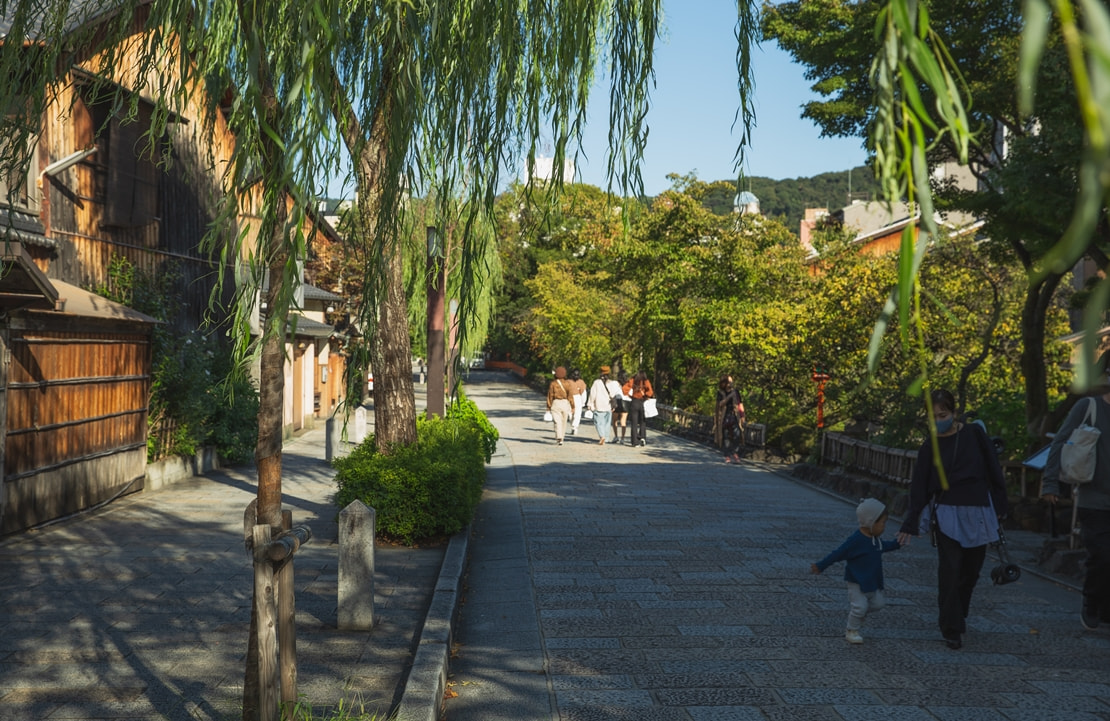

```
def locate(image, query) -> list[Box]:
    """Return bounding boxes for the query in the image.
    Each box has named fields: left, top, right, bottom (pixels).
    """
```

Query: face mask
left=935, top=417, right=954, bottom=434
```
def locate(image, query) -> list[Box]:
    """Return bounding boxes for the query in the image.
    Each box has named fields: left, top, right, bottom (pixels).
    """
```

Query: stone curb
left=393, top=527, right=470, bottom=721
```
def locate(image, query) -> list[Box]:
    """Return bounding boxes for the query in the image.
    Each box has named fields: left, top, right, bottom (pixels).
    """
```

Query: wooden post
left=253, top=524, right=280, bottom=721
left=277, top=511, right=298, bottom=712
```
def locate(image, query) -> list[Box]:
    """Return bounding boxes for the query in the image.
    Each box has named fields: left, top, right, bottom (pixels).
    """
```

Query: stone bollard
left=354, top=406, right=367, bottom=444
left=325, top=415, right=342, bottom=462
left=338, top=500, right=376, bottom=630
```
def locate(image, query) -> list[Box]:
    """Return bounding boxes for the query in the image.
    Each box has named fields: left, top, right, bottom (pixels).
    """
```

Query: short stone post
left=325, top=415, right=342, bottom=462
left=353, top=406, right=367, bottom=444
left=338, top=500, right=375, bottom=630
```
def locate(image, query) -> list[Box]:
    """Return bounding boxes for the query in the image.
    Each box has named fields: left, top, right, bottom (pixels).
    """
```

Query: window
left=0, top=117, right=40, bottom=213
left=78, top=82, right=160, bottom=228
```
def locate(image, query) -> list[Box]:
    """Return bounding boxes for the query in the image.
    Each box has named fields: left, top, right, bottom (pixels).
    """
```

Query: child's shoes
left=845, top=629, right=864, bottom=644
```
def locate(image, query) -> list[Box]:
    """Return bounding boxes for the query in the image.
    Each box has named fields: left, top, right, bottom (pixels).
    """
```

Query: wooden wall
left=2, top=321, right=151, bottom=533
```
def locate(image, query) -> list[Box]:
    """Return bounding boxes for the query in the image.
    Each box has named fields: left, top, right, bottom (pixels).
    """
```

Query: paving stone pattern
left=447, top=373, right=1110, bottom=721
left=0, top=427, right=443, bottom=721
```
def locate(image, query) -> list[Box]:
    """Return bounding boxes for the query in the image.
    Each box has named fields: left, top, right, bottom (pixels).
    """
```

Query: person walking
left=622, top=370, right=654, bottom=447
left=811, top=498, right=902, bottom=644
left=587, top=365, right=622, bottom=445
left=1041, top=358, right=1110, bottom=630
left=569, top=368, right=588, bottom=436
left=546, top=366, right=576, bottom=446
left=896, top=388, right=1008, bottom=650
left=714, top=374, right=745, bottom=463
left=612, top=370, right=630, bottom=444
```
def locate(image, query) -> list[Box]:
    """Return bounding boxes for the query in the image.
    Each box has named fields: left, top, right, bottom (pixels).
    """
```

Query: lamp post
left=426, top=225, right=446, bottom=418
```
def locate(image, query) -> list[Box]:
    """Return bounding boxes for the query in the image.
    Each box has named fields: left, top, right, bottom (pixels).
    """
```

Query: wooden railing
left=655, top=403, right=767, bottom=448
left=820, top=431, right=1041, bottom=496
left=821, top=432, right=917, bottom=486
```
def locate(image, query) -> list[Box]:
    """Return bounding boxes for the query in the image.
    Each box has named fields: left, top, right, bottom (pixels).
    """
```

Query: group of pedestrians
left=546, top=365, right=655, bottom=447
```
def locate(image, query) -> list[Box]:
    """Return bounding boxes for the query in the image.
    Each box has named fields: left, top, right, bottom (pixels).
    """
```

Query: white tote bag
left=1061, top=398, right=1100, bottom=484
left=643, top=398, right=659, bottom=418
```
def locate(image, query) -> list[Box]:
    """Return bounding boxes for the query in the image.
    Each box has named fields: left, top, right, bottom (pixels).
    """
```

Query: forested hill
left=699, top=165, right=881, bottom=234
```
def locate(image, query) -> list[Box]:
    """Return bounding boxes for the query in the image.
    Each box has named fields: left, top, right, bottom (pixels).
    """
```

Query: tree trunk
left=1022, top=272, right=1063, bottom=444
left=370, top=238, right=418, bottom=449
left=329, top=42, right=419, bottom=451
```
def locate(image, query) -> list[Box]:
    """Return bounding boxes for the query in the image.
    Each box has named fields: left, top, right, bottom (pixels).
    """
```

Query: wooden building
left=1, top=3, right=352, bottom=533
left=1, top=242, right=157, bottom=532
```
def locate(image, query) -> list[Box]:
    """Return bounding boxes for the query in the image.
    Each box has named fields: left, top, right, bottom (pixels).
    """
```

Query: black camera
left=990, top=563, right=1021, bottom=585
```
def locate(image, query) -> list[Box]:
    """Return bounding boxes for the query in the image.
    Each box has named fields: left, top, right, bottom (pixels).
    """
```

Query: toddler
left=811, top=498, right=901, bottom=644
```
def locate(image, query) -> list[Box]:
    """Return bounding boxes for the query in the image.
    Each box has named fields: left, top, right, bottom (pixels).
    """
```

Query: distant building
left=734, top=190, right=760, bottom=215
left=527, top=156, right=576, bottom=185
left=800, top=160, right=981, bottom=259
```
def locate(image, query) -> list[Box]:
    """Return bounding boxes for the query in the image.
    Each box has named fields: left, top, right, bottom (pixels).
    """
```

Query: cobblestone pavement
left=0, top=425, right=444, bottom=721
left=447, top=372, right=1110, bottom=721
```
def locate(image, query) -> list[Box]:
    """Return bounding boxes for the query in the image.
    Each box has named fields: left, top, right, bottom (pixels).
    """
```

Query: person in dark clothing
left=1041, top=354, right=1110, bottom=630
left=622, top=370, right=654, bottom=447
left=714, top=375, right=745, bottom=463
left=896, top=389, right=1008, bottom=650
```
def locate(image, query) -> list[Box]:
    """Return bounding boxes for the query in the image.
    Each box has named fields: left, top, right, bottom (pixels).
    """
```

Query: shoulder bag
left=1061, top=398, right=1100, bottom=484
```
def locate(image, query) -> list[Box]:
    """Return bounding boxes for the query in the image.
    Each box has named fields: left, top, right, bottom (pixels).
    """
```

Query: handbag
left=990, top=526, right=1021, bottom=585
left=583, top=409, right=593, bottom=420
left=643, top=398, right=659, bottom=418
left=607, top=384, right=622, bottom=413
left=1061, top=398, right=1100, bottom=484
left=543, top=410, right=553, bottom=422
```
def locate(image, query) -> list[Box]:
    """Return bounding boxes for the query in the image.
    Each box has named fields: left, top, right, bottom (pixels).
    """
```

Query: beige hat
left=600, top=365, right=611, bottom=374
left=856, top=498, right=887, bottom=529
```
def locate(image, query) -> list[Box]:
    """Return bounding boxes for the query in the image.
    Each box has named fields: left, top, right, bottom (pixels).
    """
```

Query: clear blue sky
left=570, top=2, right=869, bottom=196
left=326, top=4, right=869, bottom=200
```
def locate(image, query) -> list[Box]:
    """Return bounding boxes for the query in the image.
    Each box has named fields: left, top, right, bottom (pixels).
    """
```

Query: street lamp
left=426, top=225, right=446, bottom=418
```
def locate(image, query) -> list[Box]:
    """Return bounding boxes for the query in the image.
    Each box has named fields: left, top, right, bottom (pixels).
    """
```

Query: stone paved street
left=447, top=372, right=1110, bottom=721
left=0, top=426, right=443, bottom=721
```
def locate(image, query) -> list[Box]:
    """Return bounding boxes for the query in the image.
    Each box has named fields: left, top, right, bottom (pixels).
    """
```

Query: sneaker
left=639, top=438, right=646, bottom=447
left=557, top=440, right=563, bottom=446
left=845, top=629, right=864, bottom=644
left=1082, top=598, right=1100, bottom=630
left=942, top=631, right=962, bottom=649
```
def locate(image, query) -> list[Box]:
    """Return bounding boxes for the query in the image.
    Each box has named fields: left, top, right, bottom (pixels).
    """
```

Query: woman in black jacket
left=896, top=389, right=1008, bottom=650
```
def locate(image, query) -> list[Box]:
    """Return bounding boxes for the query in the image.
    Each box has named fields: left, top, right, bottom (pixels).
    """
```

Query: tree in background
left=762, top=0, right=1107, bottom=445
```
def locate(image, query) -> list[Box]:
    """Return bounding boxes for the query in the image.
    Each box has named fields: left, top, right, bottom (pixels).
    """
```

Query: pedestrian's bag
left=1061, top=398, right=1100, bottom=484
left=643, top=398, right=659, bottom=418
left=583, top=409, right=593, bottom=420
left=543, top=410, right=553, bottom=422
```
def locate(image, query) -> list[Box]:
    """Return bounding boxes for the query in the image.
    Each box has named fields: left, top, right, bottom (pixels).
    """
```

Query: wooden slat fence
left=820, top=431, right=1040, bottom=496
left=655, top=402, right=767, bottom=448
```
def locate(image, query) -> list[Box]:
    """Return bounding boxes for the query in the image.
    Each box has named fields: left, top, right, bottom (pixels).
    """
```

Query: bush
left=774, top=424, right=815, bottom=458
left=333, top=412, right=490, bottom=545
left=446, top=388, right=499, bottom=462
left=205, top=369, right=261, bottom=465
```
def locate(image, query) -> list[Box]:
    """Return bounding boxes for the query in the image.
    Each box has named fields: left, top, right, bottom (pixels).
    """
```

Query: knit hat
left=856, top=498, right=886, bottom=529
left=554, top=366, right=567, bottom=379
left=600, top=365, right=611, bottom=374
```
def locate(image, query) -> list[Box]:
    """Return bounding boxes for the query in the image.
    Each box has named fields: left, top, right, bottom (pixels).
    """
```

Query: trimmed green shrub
left=333, top=412, right=490, bottom=545
left=447, top=388, right=500, bottom=462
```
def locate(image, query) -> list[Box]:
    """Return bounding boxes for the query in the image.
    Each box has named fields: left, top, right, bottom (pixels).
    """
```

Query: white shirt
left=587, top=378, right=623, bottom=411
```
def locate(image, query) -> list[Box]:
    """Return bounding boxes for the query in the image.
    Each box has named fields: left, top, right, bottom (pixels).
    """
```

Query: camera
left=990, top=563, right=1021, bottom=585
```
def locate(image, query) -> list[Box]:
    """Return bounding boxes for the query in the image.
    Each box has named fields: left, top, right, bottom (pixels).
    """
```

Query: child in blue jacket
left=811, top=498, right=902, bottom=644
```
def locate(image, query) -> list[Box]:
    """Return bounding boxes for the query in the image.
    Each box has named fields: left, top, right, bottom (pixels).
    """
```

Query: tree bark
left=1022, top=272, right=1063, bottom=444
left=328, top=42, right=418, bottom=451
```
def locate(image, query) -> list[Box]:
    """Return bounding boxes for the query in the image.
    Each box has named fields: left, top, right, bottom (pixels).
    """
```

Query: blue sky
left=569, top=2, right=869, bottom=196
